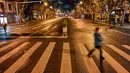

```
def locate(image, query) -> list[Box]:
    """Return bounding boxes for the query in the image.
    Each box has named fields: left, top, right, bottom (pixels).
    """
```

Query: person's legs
left=99, top=47, right=104, bottom=73
left=99, top=47, right=104, bottom=60
left=88, top=49, right=95, bottom=56
left=4, top=27, right=7, bottom=36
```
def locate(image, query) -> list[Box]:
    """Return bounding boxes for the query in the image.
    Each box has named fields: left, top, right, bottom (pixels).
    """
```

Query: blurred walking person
left=88, top=27, right=104, bottom=60
left=2, top=22, right=7, bottom=36
left=113, top=14, right=116, bottom=27
left=120, top=11, right=125, bottom=26
left=115, top=14, right=119, bottom=25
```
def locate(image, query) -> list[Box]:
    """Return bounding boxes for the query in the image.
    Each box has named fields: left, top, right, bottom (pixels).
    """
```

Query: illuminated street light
left=50, top=6, right=53, bottom=9
left=80, top=1, right=83, bottom=4
left=44, top=2, right=48, bottom=6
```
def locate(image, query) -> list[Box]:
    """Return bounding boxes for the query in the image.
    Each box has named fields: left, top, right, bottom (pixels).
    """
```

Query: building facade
left=0, top=0, right=16, bottom=24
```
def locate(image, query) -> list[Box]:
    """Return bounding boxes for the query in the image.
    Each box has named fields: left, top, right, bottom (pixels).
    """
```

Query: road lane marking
left=106, top=45, right=130, bottom=62
left=0, top=36, right=68, bottom=39
left=0, top=42, right=18, bottom=52
left=103, top=50, right=129, bottom=73
left=0, top=42, right=29, bottom=64
left=4, top=42, right=42, bottom=73
left=32, top=23, right=53, bottom=30
left=10, top=27, right=23, bottom=32
left=74, top=20, right=93, bottom=32
left=0, top=40, right=13, bottom=45
left=122, top=45, right=130, bottom=50
left=113, top=30, right=130, bottom=37
left=10, top=24, right=38, bottom=33
left=78, top=43, right=100, bottom=73
left=29, top=25, right=52, bottom=36
left=60, top=43, right=72, bottom=73
left=0, top=41, right=8, bottom=45
left=31, top=42, right=55, bottom=73
left=10, top=18, right=61, bottom=33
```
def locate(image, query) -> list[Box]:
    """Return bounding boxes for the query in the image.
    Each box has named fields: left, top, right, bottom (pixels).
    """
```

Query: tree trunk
left=92, top=13, right=95, bottom=21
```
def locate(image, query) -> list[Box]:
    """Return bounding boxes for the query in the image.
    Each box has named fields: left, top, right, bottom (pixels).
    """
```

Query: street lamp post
left=43, top=1, right=49, bottom=19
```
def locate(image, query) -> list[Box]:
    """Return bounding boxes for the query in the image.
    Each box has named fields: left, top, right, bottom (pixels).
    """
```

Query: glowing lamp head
left=44, top=2, right=48, bottom=6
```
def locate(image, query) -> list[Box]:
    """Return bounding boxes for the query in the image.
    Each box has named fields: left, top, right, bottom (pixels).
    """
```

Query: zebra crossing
left=78, top=43, right=100, bottom=73
left=60, top=43, right=72, bottom=73
left=31, top=42, right=55, bottom=73
left=0, top=41, right=130, bottom=73
left=4, top=42, right=42, bottom=73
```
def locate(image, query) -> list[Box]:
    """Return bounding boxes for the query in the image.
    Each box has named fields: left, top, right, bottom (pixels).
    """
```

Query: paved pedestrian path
left=122, top=24, right=130, bottom=29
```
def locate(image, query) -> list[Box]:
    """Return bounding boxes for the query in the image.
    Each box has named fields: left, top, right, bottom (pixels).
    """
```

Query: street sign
left=17, top=1, right=42, bottom=4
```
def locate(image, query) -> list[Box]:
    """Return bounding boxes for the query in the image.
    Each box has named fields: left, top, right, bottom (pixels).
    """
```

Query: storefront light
left=0, top=17, right=7, bottom=24
left=0, top=14, right=4, bottom=16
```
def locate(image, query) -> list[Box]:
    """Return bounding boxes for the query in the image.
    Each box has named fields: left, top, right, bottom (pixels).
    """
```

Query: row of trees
left=11, top=0, right=28, bottom=24
left=79, top=0, right=129, bottom=24
left=39, top=1, right=56, bottom=20
left=8, top=0, right=56, bottom=24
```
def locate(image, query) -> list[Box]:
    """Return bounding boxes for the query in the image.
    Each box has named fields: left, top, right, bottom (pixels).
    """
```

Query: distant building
left=0, top=0, right=16, bottom=24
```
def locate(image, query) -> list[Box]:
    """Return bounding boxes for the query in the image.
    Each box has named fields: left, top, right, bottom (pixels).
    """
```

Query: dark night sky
left=23, top=0, right=79, bottom=13
left=62, top=0, right=79, bottom=11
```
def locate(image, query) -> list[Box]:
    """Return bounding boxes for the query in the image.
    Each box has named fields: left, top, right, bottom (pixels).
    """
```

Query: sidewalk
left=7, top=20, right=40, bottom=26
left=85, top=20, right=130, bottom=34
left=88, top=20, right=130, bottom=29
left=0, top=20, right=41, bottom=33
left=121, top=23, right=130, bottom=29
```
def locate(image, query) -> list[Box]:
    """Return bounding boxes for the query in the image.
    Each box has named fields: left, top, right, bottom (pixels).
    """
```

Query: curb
left=7, top=20, right=41, bottom=26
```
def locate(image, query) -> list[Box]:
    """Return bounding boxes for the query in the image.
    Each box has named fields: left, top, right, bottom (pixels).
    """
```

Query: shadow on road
left=0, top=33, right=21, bottom=40
left=100, top=57, right=104, bottom=73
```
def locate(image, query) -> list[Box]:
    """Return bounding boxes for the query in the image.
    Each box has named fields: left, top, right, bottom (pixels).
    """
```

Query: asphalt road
left=0, top=18, right=130, bottom=73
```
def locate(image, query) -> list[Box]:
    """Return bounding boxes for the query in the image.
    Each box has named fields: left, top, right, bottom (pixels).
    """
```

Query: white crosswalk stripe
left=0, top=42, right=18, bottom=52
left=78, top=43, right=100, bottom=73
left=77, top=43, right=129, bottom=73
left=106, top=45, right=130, bottom=62
left=0, top=41, right=130, bottom=73
left=31, top=42, right=55, bottom=73
left=103, top=50, right=129, bottom=73
left=0, top=42, right=29, bottom=64
left=60, top=43, right=72, bottom=73
left=0, top=41, right=8, bottom=45
left=0, top=40, right=14, bottom=45
left=122, top=45, right=130, bottom=50
left=4, top=42, right=42, bottom=73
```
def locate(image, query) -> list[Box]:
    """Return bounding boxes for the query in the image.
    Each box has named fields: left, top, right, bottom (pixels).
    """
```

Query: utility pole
left=3, top=0, right=8, bottom=23
left=15, top=1, right=19, bottom=24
